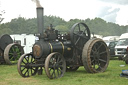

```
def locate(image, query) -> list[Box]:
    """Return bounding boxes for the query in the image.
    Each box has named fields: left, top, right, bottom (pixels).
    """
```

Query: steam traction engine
left=0, top=34, right=24, bottom=64
left=17, top=7, right=110, bottom=79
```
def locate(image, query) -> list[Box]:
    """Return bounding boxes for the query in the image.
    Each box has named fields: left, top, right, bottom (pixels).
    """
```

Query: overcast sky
left=0, top=0, right=128, bottom=26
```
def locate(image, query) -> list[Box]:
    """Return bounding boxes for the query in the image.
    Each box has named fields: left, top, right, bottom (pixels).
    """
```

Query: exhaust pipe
left=36, top=7, right=44, bottom=38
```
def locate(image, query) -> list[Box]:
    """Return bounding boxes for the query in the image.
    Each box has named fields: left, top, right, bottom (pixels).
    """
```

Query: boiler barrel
left=33, top=41, right=72, bottom=58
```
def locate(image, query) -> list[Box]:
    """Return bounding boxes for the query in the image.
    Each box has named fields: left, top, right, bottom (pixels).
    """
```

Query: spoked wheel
left=17, top=53, right=38, bottom=77
left=82, top=38, right=109, bottom=73
left=45, top=52, right=66, bottom=79
left=66, top=66, right=79, bottom=71
left=4, top=43, right=24, bottom=64
left=70, top=23, right=90, bottom=50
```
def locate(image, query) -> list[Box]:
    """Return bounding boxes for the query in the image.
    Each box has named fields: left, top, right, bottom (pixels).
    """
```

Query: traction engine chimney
left=36, top=7, right=44, bottom=38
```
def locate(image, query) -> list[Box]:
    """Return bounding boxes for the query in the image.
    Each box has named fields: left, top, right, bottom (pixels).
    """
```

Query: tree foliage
left=0, top=10, right=5, bottom=24
left=0, top=16, right=128, bottom=37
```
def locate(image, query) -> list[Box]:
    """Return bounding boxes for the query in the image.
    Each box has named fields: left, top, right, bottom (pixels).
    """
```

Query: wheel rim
left=4, top=43, right=24, bottom=64
left=82, top=38, right=109, bottom=73
left=70, top=23, right=90, bottom=50
left=45, top=52, right=66, bottom=79
left=17, top=53, right=37, bottom=77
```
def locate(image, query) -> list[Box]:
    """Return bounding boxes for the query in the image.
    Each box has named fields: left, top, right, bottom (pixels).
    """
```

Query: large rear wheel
left=82, top=38, right=109, bottom=73
left=4, top=43, right=24, bottom=64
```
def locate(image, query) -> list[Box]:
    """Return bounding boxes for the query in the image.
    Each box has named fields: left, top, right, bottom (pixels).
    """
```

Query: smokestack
left=32, top=0, right=44, bottom=38
left=36, top=7, right=44, bottom=37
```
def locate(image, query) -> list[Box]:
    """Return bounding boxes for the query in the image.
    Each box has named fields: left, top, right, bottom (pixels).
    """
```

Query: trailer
left=10, top=34, right=36, bottom=53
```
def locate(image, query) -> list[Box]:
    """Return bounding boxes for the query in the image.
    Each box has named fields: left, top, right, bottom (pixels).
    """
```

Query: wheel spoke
left=31, top=69, right=32, bottom=75
left=28, top=69, right=29, bottom=76
left=28, top=56, right=30, bottom=62
left=31, top=56, right=33, bottom=63
left=18, top=53, right=37, bottom=77
left=93, top=45, right=97, bottom=52
left=12, top=47, right=15, bottom=52
left=15, top=47, right=19, bottom=52
left=70, top=23, right=90, bottom=49
left=57, top=68, right=60, bottom=76
left=82, top=38, right=109, bottom=73
left=97, top=43, right=103, bottom=51
left=24, top=57, right=28, bottom=63
left=91, top=59, right=95, bottom=63
left=73, top=32, right=80, bottom=37
left=9, top=53, right=13, bottom=55
left=75, top=37, right=81, bottom=45
left=56, top=56, right=60, bottom=62
left=22, top=59, right=26, bottom=64
left=21, top=65, right=25, bottom=67
left=83, top=28, right=87, bottom=33
left=24, top=69, right=28, bottom=76
left=58, top=58, right=63, bottom=63
left=17, top=52, right=22, bottom=54
left=78, top=24, right=81, bottom=31
left=99, top=59, right=107, bottom=63
left=51, top=69, right=55, bottom=78
left=9, top=56, right=13, bottom=60
left=93, top=62, right=96, bottom=68
left=21, top=67, right=26, bottom=72
left=45, top=52, right=66, bottom=79
left=99, top=51, right=107, bottom=55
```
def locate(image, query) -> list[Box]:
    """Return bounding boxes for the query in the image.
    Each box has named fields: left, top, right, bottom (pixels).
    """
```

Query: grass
left=0, top=60, right=128, bottom=85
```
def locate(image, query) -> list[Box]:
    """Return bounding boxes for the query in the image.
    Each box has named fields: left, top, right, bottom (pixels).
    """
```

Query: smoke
left=99, top=0, right=128, bottom=5
left=31, top=0, right=42, bottom=7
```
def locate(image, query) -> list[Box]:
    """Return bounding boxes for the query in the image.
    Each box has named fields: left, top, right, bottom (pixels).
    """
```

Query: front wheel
left=17, top=53, right=38, bottom=77
left=45, top=52, right=66, bottom=79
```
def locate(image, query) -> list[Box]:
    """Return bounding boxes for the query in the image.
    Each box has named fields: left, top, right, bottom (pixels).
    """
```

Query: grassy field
left=0, top=60, right=128, bottom=85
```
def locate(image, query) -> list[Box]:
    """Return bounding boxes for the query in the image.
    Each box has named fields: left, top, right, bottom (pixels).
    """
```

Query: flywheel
left=70, top=23, right=90, bottom=50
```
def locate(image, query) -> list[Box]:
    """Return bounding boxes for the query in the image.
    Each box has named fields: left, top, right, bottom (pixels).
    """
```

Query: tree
left=0, top=27, right=13, bottom=35
left=0, top=10, right=5, bottom=24
left=0, top=15, right=128, bottom=37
